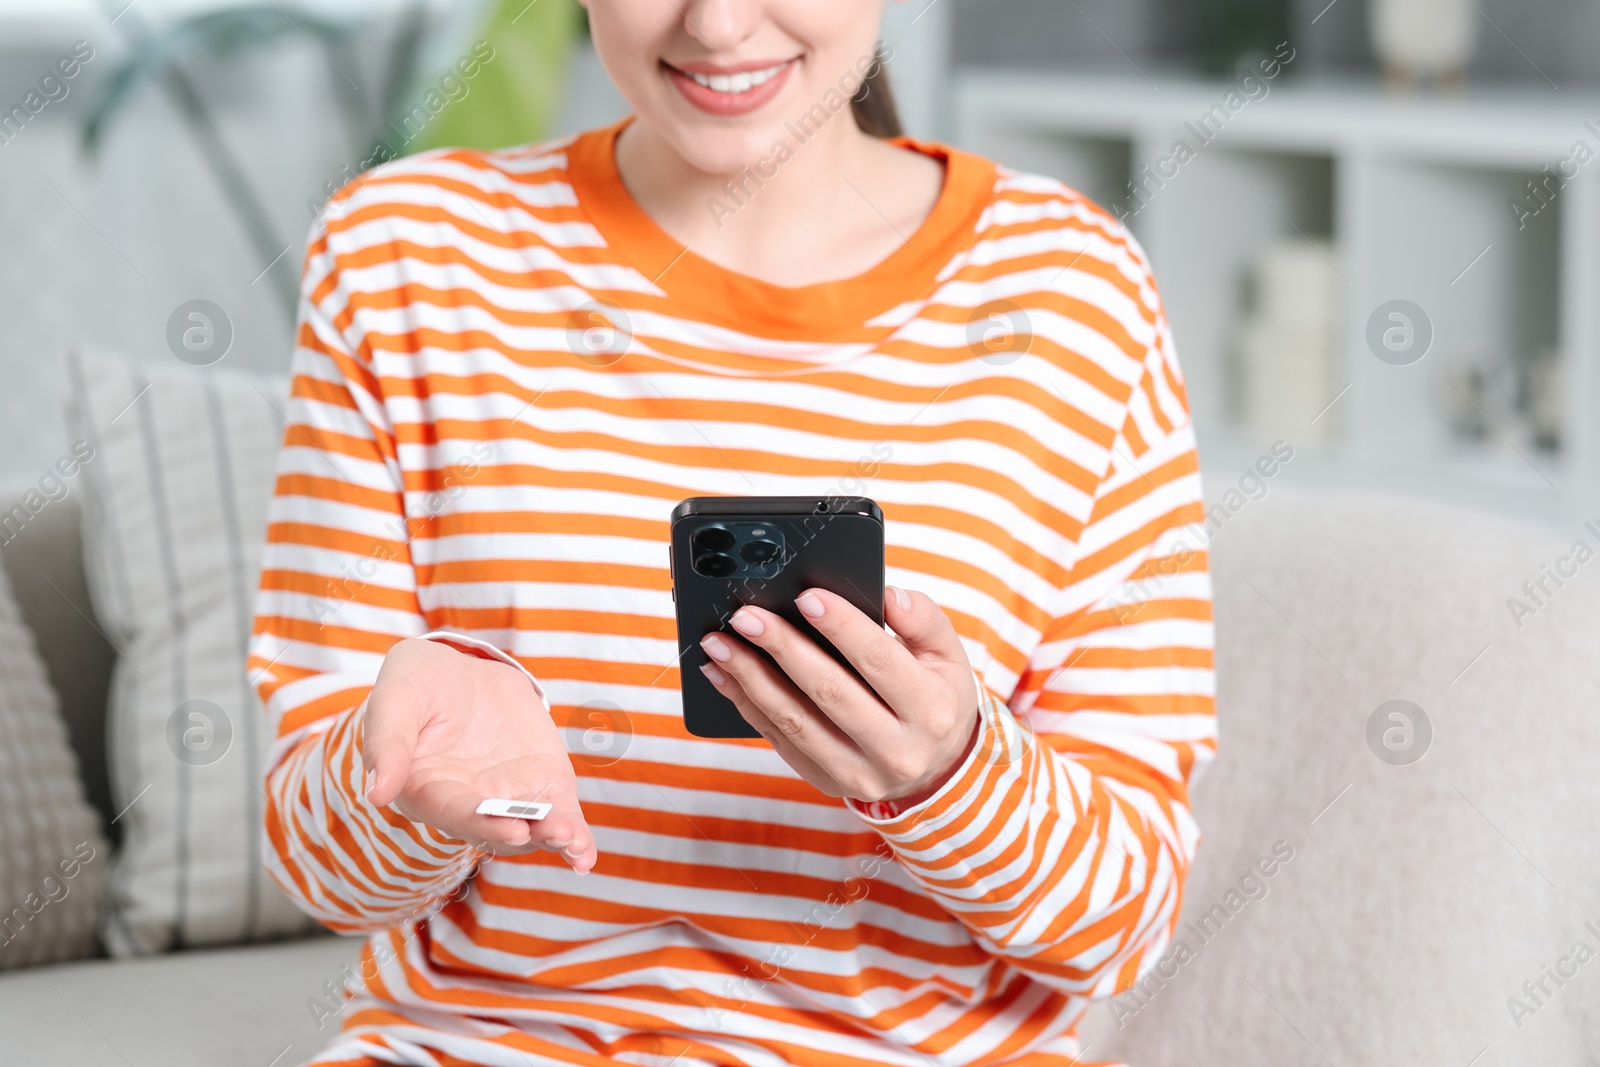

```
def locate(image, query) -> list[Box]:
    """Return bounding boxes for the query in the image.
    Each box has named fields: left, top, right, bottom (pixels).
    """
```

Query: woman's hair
left=850, top=49, right=903, bottom=139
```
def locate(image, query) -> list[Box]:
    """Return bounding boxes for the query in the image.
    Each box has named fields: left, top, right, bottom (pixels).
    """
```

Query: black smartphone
left=670, top=496, right=885, bottom=739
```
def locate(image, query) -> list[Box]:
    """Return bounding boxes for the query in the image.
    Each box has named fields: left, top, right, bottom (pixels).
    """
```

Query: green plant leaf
left=82, top=6, right=357, bottom=155
left=399, top=0, right=585, bottom=155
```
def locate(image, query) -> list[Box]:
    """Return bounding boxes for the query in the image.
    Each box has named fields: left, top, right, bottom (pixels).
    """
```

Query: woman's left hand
left=698, top=586, right=981, bottom=806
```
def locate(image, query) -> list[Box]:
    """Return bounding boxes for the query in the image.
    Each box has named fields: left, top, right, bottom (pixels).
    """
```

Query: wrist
left=861, top=707, right=982, bottom=816
left=417, top=630, right=547, bottom=706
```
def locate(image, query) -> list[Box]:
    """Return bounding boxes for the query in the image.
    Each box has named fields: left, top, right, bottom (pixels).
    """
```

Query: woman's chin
left=649, top=119, right=796, bottom=181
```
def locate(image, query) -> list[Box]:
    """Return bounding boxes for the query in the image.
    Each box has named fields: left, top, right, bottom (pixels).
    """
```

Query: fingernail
left=887, top=585, right=910, bottom=612
left=700, top=662, right=727, bottom=686
left=729, top=610, right=764, bottom=637
left=702, top=633, right=732, bottom=662
left=795, top=592, right=824, bottom=618
left=363, top=769, right=377, bottom=799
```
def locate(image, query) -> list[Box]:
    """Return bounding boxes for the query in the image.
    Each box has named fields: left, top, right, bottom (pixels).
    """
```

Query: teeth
left=687, top=63, right=786, bottom=94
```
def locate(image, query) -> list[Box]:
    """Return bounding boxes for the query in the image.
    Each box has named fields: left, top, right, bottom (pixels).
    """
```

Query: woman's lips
left=663, top=58, right=797, bottom=117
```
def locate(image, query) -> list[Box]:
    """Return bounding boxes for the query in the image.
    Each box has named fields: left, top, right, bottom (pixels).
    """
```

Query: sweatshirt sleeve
left=850, top=294, right=1216, bottom=1000
left=247, top=223, right=538, bottom=934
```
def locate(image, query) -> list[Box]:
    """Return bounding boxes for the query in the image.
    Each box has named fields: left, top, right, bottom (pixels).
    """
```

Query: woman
left=249, top=1, right=1216, bottom=1064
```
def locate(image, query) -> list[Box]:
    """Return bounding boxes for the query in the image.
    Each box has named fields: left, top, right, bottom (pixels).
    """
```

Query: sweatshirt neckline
left=563, top=118, right=997, bottom=339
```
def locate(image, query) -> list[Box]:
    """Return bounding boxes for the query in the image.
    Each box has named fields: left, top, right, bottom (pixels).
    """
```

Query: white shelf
left=955, top=69, right=1600, bottom=526
left=957, top=70, right=1600, bottom=173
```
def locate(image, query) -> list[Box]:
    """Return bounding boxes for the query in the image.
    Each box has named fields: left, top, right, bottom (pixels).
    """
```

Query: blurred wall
left=0, top=35, right=351, bottom=482
left=0, top=10, right=486, bottom=485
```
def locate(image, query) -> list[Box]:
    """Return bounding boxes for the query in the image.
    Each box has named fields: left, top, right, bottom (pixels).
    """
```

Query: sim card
left=475, top=798, right=552, bottom=820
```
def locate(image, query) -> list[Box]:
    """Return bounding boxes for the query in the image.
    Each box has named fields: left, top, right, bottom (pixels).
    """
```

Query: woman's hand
left=361, top=638, right=596, bottom=873
left=699, top=587, right=981, bottom=806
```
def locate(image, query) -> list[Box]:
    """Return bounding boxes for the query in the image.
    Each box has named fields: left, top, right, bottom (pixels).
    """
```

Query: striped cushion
left=64, top=347, right=319, bottom=954
left=0, top=550, right=109, bottom=969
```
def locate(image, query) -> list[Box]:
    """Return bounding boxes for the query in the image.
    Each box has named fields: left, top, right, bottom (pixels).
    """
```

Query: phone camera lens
left=740, top=540, right=780, bottom=565
left=695, top=552, right=738, bottom=578
left=693, top=525, right=735, bottom=553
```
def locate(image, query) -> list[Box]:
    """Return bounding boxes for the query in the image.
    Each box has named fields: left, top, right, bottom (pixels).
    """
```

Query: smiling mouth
left=664, top=59, right=796, bottom=95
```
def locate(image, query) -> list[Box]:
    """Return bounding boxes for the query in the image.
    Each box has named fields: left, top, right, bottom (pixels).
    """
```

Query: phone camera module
left=685, top=521, right=786, bottom=579
left=739, top=539, right=780, bottom=564
left=694, top=552, right=738, bottom=578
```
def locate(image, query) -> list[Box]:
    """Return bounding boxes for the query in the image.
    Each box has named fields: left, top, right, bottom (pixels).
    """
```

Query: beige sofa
left=0, top=488, right=359, bottom=1065
left=1, top=481, right=1596, bottom=1065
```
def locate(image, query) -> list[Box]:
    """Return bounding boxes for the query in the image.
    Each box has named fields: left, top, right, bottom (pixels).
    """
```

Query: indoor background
left=3, top=2, right=1599, bottom=1065
left=0, top=0, right=1592, bottom=530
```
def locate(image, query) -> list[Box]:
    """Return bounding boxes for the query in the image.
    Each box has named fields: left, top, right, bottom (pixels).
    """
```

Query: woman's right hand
left=360, top=637, right=596, bottom=874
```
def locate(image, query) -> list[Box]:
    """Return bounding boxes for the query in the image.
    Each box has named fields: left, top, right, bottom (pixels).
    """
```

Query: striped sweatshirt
left=249, top=118, right=1216, bottom=1067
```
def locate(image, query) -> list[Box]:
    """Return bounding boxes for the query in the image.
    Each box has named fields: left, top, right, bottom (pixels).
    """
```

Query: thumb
left=885, top=585, right=968, bottom=663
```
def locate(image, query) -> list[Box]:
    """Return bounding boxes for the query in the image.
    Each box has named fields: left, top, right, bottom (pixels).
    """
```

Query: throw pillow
left=63, top=346, right=320, bottom=955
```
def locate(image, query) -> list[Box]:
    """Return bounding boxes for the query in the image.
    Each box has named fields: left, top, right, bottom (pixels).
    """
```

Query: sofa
left=1, top=471, right=1596, bottom=1065
left=0, top=484, right=360, bottom=1065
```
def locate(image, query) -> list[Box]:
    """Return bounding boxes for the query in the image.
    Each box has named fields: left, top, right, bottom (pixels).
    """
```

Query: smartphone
left=670, top=496, right=885, bottom=739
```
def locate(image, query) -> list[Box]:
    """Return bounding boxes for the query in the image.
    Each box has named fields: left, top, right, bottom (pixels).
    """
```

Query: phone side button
left=668, top=546, right=675, bottom=600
